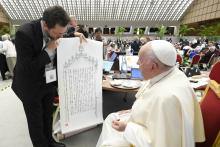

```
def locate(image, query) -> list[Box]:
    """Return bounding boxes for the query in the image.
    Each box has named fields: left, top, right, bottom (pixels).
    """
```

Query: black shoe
left=49, top=141, right=65, bottom=147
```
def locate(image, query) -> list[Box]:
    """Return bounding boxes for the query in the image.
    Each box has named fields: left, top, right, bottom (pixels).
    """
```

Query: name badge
left=45, top=62, right=56, bottom=83
left=45, top=69, right=57, bottom=83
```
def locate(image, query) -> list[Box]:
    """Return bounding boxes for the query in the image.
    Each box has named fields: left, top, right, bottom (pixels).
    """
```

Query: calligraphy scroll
left=57, top=38, right=103, bottom=134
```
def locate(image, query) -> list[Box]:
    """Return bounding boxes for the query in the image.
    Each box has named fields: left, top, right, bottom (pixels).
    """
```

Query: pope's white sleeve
left=123, top=95, right=182, bottom=147
left=124, top=122, right=151, bottom=147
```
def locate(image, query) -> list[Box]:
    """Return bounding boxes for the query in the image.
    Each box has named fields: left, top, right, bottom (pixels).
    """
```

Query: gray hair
left=2, top=34, right=10, bottom=41
left=69, top=15, right=76, bottom=20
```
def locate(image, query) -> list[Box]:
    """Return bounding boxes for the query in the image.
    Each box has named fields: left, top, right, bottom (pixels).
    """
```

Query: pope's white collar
left=149, top=67, right=175, bottom=88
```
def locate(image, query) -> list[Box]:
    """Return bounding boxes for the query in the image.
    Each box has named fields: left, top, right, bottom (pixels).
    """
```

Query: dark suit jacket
left=199, top=50, right=216, bottom=63
left=0, top=53, right=9, bottom=79
left=12, top=19, right=53, bottom=101
left=131, top=41, right=140, bottom=54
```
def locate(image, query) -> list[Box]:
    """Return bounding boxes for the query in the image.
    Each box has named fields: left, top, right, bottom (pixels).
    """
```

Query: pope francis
left=96, top=40, right=205, bottom=147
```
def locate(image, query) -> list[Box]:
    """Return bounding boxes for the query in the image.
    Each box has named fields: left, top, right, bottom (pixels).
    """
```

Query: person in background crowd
left=94, top=28, right=104, bottom=42
left=131, top=36, right=141, bottom=55
left=64, top=15, right=77, bottom=37
left=199, top=46, right=216, bottom=65
left=0, top=38, right=9, bottom=80
left=0, top=34, right=16, bottom=77
left=63, top=15, right=86, bottom=43
left=187, top=46, right=200, bottom=61
left=77, top=24, right=89, bottom=38
left=93, top=27, right=107, bottom=58
left=140, top=36, right=148, bottom=46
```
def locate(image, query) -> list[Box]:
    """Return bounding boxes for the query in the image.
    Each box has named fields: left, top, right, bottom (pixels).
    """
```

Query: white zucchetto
left=150, top=40, right=177, bottom=66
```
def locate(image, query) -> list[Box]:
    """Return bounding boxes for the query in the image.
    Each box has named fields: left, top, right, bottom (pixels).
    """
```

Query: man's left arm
left=74, top=32, right=87, bottom=43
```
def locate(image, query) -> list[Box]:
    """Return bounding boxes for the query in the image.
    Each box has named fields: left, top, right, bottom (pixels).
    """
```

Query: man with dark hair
left=94, top=28, right=103, bottom=41
left=93, top=27, right=107, bottom=58
left=12, top=6, right=69, bottom=147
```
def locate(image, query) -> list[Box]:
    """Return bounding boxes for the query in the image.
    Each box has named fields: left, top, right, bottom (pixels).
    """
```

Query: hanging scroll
left=57, top=38, right=103, bottom=134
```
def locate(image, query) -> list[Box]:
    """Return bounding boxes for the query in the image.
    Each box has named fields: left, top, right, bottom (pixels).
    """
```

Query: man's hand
left=74, top=32, right=87, bottom=43
left=112, top=119, right=127, bottom=132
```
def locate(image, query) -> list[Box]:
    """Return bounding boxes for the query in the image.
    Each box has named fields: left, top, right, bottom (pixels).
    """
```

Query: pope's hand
left=112, top=119, right=127, bottom=132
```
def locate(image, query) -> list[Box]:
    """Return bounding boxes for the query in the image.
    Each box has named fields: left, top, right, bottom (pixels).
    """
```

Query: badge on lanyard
left=45, top=62, right=57, bottom=83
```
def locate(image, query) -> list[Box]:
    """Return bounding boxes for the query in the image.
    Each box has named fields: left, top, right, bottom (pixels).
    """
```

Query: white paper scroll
left=57, top=38, right=103, bottom=134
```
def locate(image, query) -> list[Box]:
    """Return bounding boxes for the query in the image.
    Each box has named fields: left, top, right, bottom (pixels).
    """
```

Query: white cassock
left=97, top=67, right=205, bottom=147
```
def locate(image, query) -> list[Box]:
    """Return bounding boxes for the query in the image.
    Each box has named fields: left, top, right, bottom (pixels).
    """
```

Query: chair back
left=207, top=54, right=216, bottom=68
left=209, top=61, right=220, bottom=83
left=213, top=131, right=220, bottom=147
left=196, top=62, right=220, bottom=147
left=191, top=54, right=200, bottom=67
left=196, top=80, right=220, bottom=147
left=215, top=50, right=220, bottom=57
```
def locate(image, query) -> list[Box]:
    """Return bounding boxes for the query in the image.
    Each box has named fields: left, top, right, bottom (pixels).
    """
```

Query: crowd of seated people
left=102, top=36, right=152, bottom=61
left=99, top=36, right=220, bottom=72
left=174, top=39, right=220, bottom=70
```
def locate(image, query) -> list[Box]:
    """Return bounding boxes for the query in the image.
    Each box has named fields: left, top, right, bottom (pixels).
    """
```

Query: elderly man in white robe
left=96, top=40, right=205, bottom=147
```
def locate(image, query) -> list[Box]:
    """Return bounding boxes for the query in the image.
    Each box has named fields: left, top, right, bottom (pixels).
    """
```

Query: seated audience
left=139, top=36, right=149, bottom=46
left=105, top=42, right=116, bottom=60
left=182, top=44, right=193, bottom=57
left=187, top=46, right=201, bottom=61
left=199, top=46, right=216, bottom=64
left=96, top=40, right=205, bottom=147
